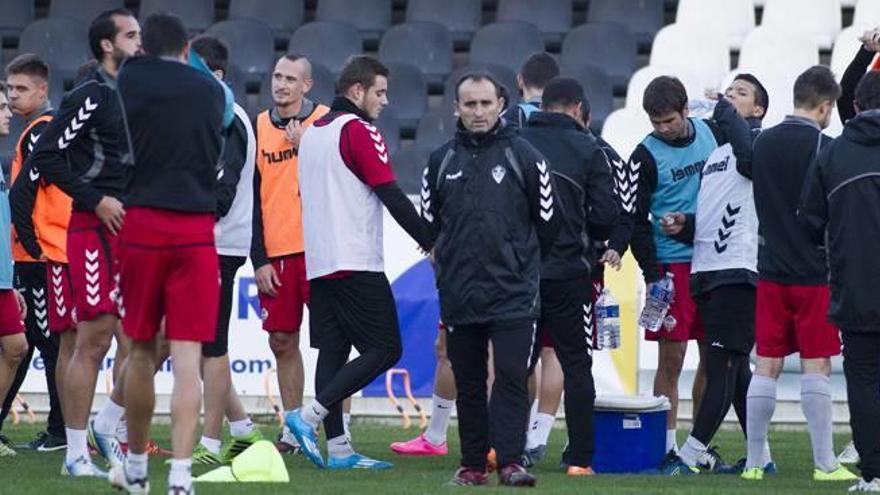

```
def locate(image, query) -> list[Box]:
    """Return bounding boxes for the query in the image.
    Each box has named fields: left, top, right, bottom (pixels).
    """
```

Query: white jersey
left=692, top=142, right=758, bottom=274
left=298, top=114, right=385, bottom=279
left=216, top=104, right=256, bottom=257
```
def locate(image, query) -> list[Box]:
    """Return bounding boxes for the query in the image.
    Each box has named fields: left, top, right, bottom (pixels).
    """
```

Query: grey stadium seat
left=414, top=108, right=456, bottom=154
left=139, top=0, right=215, bottom=33
left=207, top=19, right=275, bottom=87
left=315, top=0, right=391, bottom=48
left=588, top=0, right=664, bottom=48
left=443, top=63, right=521, bottom=108
left=392, top=146, right=430, bottom=195
left=469, top=22, right=546, bottom=75
left=257, top=62, right=336, bottom=114
left=223, top=64, right=249, bottom=110
left=18, top=19, right=91, bottom=83
left=385, top=62, right=428, bottom=133
left=0, top=0, right=33, bottom=43
left=288, top=21, right=362, bottom=74
left=0, top=116, right=26, bottom=176
left=375, top=106, right=401, bottom=155
left=48, top=0, right=125, bottom=25
left=228, top=0, right=304, bottom=45
left=406, top=0, right=481, bottom=45
left=496, top=0, right=573, bottom=45
left=378, top=22, right=453, bottom=89
left=562, top=63, right=613, bottom=133
left=561, top=22, right=637, bottom=93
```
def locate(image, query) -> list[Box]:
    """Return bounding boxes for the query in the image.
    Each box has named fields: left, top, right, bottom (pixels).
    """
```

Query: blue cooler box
left=592, top=395, right=671, bottom=473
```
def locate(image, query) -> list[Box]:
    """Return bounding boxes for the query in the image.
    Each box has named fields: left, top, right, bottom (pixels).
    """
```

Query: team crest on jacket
left=492, top=165, right=506, bottom=184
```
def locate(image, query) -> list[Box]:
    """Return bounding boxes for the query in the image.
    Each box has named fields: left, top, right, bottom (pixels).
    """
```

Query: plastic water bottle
left=688, top=99, right=717, bottom=119
left=596, top=288, right=620, bottom=350
left=639, top=272, right=675, bottom=332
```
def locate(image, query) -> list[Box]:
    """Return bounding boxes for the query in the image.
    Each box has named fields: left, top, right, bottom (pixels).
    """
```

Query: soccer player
left=251, top=53, right=329, bottom=455
left=110, top=12, right=227, bottom=494
left=1, top=53, right=67, bottom=453
left=800, top=70, right=880, bottom=494
left=629, top=76, right=716, bottom=457
left=421, top=72, right=560, bottom=487
left=188, top=34, right=263, bottom=465
left=519, top=77, right=618, bottom=475
left=22, top=9, right=141, bottom=475
left=290, top=55, right=434, bottom=470
left=0, top=81, right=29, bottom=458
left=743, top=66, right=856, bottom=483
left=660, top=75, right=769, bottom=474
left=510, top=52, right=559, bottom=128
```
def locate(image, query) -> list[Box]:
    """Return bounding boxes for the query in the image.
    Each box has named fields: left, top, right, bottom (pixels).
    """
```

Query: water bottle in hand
left=639, top=272, right=675, bottom=332
left=596, top=288, right=621, bottom=350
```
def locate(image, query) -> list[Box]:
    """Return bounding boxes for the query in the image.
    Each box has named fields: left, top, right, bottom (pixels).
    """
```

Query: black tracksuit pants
left=531, top=276, right=597, bottom=469
left=0, top=262, right=64, bottom=438
left=842, top=331, right=880, bottom=482
left=446, top=317, right=536, bottom=470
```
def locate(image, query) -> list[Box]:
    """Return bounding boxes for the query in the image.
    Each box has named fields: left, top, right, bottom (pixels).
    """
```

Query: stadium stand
left=560, top=22, right=638, bottom=93
left=674, top=0, right=755, bottom=49
left=207, top=19, right=275, bottom=87
left=405, top=0, right=481, bottom=45
left=315, top=0, right=392, bottom=48
left=469, top=21, right=546, bottom=75
left=832, top=26, right=867, bottom=78
left=649, top=23, right=731, bottom=92
left=599, top=107, right=652, bottom=160
left=624, top=64, right=705, bottom=110
left=48, top=0, right=125, bottom=25
left=760, top=0, right=842, bottom=50
left=378, top=22, right=454, bottom=89
left=854, top=0, right=880, bottom=30
left=414, top=107, right=457, bottom=155
left=443, top=63, right=521, bottom=108
left=392, top=146, right=430, bottom=195
left=588, top=0, right=665, bottom=48
left=561, top=63, right=613, bottom=132
left=384, top=62, right=429, bottom=133
left=0, top=0, right=33, bottom=45
left=228, top=0, right=305, bottom=47
left=496, top=0, right=573, bottom=45
left=138, top=0, right=214, bottom=33
left=288, top=21, right=363, bottom=74
left=17, top=18, right=90, bottom=84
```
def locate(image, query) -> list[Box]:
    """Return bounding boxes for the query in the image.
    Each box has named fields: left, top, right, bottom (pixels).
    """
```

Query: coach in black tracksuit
left=519, top=77, right=618, bottom=471
left=800, top=72, right=880, bottom=489
left=421, top=73, right=560, bottom=486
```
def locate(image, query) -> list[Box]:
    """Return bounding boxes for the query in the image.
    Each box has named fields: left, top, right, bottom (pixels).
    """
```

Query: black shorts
left=533, top=276, right=593, bottom=369
left=693, top=283, right=756, bottom=355
left=309, top=272, right=401, bottom=354
left=203, top=255, right=246, bottom=358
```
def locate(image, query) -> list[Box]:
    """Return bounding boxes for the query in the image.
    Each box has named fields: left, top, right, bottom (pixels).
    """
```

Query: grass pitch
left=0, top=421, right=859, bottom=494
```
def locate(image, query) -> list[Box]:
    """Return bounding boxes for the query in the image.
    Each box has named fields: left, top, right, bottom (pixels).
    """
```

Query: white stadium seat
left=675, top=0, right=755, bottom=49
left=601, top=108, right=652, bottom=160
left=625, top=64, right=708, bottom=110
left=760, top=0, right=841, bottom=49
left=831, top=26, right=869, bottom=80
left=854, top=0, right=880, bottom=31
left=738, top=26, right=819, bottom=80
left=649, top=23, right=731, bottom=89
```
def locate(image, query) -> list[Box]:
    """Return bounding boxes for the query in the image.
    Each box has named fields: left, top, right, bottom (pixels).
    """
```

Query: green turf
left=0, top=421, right=859, bottom=494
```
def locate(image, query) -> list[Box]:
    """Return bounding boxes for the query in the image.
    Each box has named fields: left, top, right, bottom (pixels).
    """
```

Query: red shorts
left=0, top=289, right=24, bottom=336
left=119, top=208, right=219, bottom=343
left=540, top=278, right=603, bottom=348
left=755, top=280, right=841, bottom=358
left=258, top=253, right=309, bottom=332
left=67, top=211, right=121, bottom=323
left=47, top=262, right=75, bottom=333
left=644, top=263, right=705, bottom=342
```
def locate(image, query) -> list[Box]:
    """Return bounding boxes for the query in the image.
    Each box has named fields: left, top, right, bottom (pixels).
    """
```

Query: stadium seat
left=385, top=63, right=429, bottom=133
left=561, top=22, right=638, bottom=93
left=392, top=146, right=430, bottom=195
left=48, top=0, right=125, bottom=24
left=854, top=0, right=880, bottom=33
left=675, top=0, right=755, bottom=49
left=18, top=19, right=91, bottom=84
left=228, top=0, right=305, bottom=44
left=496, top=0, right=573, bottom=45
left=737, top=27, right=819, bottom=90
left=207, top=19, right=275, bottom=87
left=257, top=62, right=336, bottom=114
left=315, top=0, right=391, bottom=47
left=760, top=0, right=841, bottom=50
left=649, top=23, right=731, bottom=93
left=406, top=0, right=481, bottom=45
left=825, top=106, right=844, bottom=138
left=0, top=0, right=33, bottom=43
left=588, top=0, right=665, bottom=48
left=717, top=68, right=796, bottom=128
left=831, top=26, right=868, bottom=80
left=624, top=64, right=707, bottom=110
left=600, top=107, right=652, bottom=160
left=469, top=22, right=546, bottom=75
left=443, top=63, right=521, bottom=108
left=415, top=108, right=457, bottom=153
left=0, top=115, right=25, bottom=175
left=375, top=107, right=402, bottom=155
left=288, top=21, right=363, bottom=74
left=139, top=0, right=215, bottom=33
left=378, top=22, right=453, bottom=89
left=223, top=64, right=249, bottom=110
left=561, top=64, right=613, bottom=133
